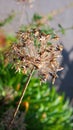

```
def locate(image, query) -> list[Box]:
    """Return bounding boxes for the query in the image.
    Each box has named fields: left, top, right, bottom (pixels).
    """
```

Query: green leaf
left=58, top=24, right=65, bottom=34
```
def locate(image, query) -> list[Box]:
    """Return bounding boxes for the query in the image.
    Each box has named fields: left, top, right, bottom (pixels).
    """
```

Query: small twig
left=56, top=25, right=73, bottom=33
left=8, top=67, right=34, bottom=128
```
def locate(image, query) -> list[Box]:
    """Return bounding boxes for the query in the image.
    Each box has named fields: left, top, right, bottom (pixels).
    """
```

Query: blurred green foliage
left=32, top=13, right=43, bottom=22
left=0, top=61, right=27, bottom=97
left=0, top=61, right=73, bottom=130
left=0, top=12, right=15, bottom=27
left=58, top=24, right=65, bottom=34
left=24, top=78, right=73, bottom=130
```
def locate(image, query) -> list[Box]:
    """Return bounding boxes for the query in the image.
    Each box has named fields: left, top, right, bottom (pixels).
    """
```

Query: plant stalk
left=56, top=25, right=73, bottom=33
left=8, top=68, right=34, bottom=128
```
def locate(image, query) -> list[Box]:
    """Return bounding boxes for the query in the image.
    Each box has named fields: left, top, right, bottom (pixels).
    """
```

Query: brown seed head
left=4, top=28, right=63, bottom=84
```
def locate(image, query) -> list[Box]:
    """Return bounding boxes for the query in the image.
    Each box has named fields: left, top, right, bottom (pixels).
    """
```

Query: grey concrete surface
left=0, top=0, right=73, bottom=100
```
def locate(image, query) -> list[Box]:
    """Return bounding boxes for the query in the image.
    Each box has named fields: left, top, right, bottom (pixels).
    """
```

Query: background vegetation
left=0, top=0, right=73, bottom=130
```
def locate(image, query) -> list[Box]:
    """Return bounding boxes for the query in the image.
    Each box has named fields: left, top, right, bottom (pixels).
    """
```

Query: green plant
left=24, top=78, right=73, bottom=130
left=0, top=62, right=24, bottom=97
left=0, top=12, right=15, bottom=27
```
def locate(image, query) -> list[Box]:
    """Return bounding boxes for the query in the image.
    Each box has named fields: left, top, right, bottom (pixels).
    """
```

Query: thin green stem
left=56, top=26, right=73, bottom=33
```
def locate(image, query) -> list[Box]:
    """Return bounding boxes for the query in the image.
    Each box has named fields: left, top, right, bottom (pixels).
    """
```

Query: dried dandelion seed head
left=4, top=28, right=63, bottom=84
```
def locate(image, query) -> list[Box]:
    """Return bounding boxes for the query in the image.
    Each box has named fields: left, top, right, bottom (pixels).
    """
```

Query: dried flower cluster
left=0, top=108, right=26, bottom=130
left=17, top=0, right=35, bottom=8
left=5, top=28, right=63, bottom=84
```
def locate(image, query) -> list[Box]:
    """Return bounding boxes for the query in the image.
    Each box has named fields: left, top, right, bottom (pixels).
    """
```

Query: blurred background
left=0, top=0, right=73, bottom=100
